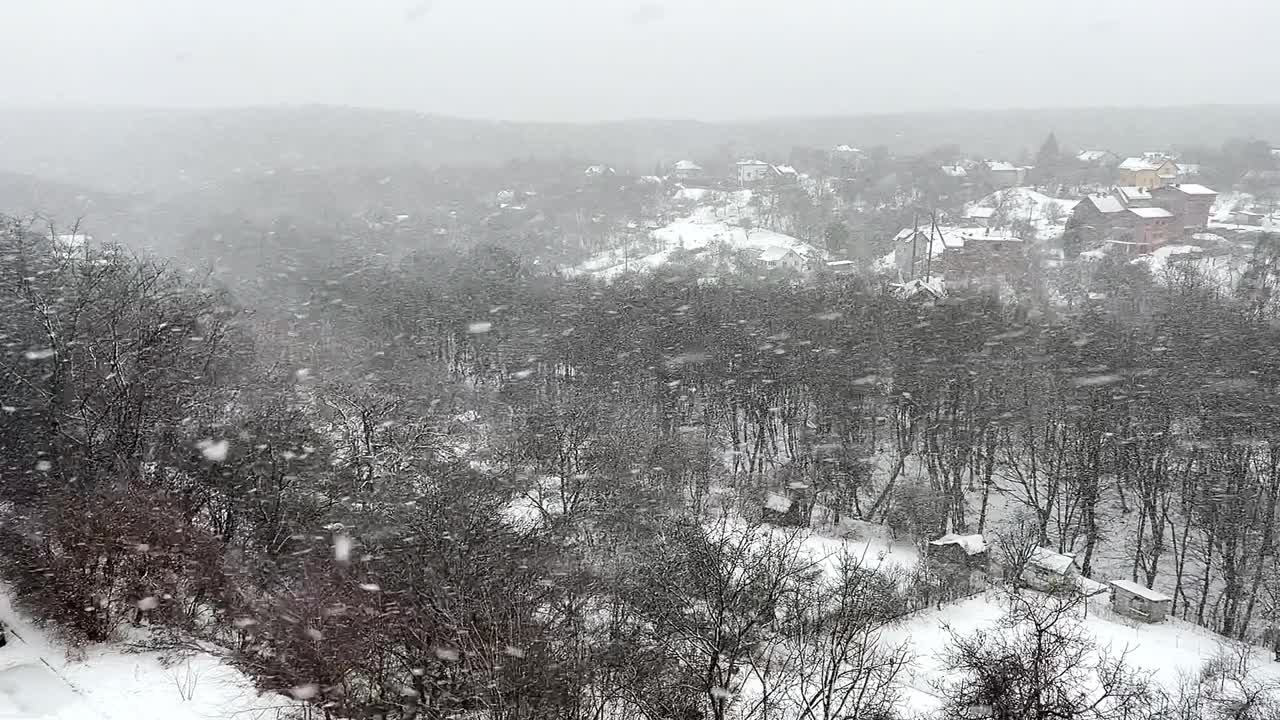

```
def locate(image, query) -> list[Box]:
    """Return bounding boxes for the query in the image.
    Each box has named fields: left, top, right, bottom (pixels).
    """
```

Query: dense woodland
left=3, top=212, right=1280, bottom=719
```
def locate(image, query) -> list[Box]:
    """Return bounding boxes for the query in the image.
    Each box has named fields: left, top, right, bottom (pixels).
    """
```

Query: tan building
left=1117, top=156, right=1179, bottom=189
left=1150, top=183, right=1218, bottom=230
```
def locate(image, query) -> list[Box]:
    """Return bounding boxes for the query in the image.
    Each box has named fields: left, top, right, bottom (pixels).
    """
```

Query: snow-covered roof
left=1164, top=183, right=1217, bottom=196
left=1129, top=207, right=1174, bottom=219
left=965, top=207, right=996, bottom=219
left=1177, top=163, right=1202, bottom=175
left=1110, top=579, right=1172, bottom=602
left=1086, top=194, right=1126, bottom=214
left=758, top=245, right=797, bottom=263
left=834, top=144, right=862, bottom=153
left=1119, top=157, right=1159, bottom=171
left=674, top=160, right=702, bottom=171
left=826, top=259, right=856, bottom=267
left=941, top=165, right=968, bottom=178
left=1115, top=186, right=1151, bottom=202
left=1028, top=547, right=1076, bottom=575
left=1077, top=150, right=1114, bottom=162
left=737, top=159, right=769, bottom=167
left=985, top=161, right=1017, bottom=172
left=930, top=533, right=987, bottom=556
left=773, top=164, right=798, bottom=175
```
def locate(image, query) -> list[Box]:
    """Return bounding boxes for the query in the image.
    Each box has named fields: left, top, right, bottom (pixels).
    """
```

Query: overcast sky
left=5, top=0, right=1278, bottom=122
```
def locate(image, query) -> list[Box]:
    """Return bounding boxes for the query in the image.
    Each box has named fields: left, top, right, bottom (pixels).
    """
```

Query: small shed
left=929, top=533, right=988, bottom=567
left=1020, top=547, right=1079, bottom=592
left=1109, top=580, right=1172, bottom=623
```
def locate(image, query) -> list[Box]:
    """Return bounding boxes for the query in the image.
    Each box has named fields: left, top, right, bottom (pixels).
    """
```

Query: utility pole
left=908, top=213, right=919, bottom=280
left=925, top=210, right=937, bottom=282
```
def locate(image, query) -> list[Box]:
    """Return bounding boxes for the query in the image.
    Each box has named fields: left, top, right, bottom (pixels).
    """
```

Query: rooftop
left=1110, top=579, right=1172, bottom=602
left=930, top=533, right=987, bottom=556
left=1164, top=183, right=1217, bottom=196
left=985, top=161, right=1017, bottom=172
left=1086, top=194, right=1126, bottom=214
left=758, top=245, right=797, bottom=263
left=674, top=160, right=702, bottom=171
left=1129, top=207, right=1175, bottom=219
left=1028, top=547, right=1076, bottom=575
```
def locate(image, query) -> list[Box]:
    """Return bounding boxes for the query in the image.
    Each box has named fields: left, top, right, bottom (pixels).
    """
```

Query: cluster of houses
left=929, top=533, right=1175, bottom=623
left=1070, top=180, right=1218, bottom=254
left=890, top=221, right=1031, bottom=288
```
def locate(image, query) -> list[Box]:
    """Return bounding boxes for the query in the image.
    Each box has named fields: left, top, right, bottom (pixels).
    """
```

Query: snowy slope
left=584, top=220, right=824, bottom=281
left=886, top=591, right=1280, bottom=714
left=0, top=589, right=290, bottom=720
left=969, top=187, right=1078, bottom=241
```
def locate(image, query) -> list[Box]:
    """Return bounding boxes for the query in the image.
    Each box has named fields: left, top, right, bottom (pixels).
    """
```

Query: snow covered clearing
left=970, top=187, right=1078, bottom=240
left=0, top=587, right=290, bottom=720
left=885, top=591, right=1280, bottom=714
left=581, top=220, right=824, bottom=280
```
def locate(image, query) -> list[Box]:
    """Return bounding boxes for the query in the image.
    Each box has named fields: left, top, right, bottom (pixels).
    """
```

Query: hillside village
left=5, top=124, right=1280, bottom=720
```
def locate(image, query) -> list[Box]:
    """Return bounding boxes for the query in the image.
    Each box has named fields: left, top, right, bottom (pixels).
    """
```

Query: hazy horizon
left=6, top=0, right=1278, bottom=123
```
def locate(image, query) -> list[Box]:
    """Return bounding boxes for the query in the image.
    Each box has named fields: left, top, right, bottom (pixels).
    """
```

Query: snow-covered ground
left=886, top=591, right=1280, bottom=714
left=579, top=220, right=824, bottom=281
left=0, top=588, right=290, bottom=720
left=969, top=187, right=1078, bottom=241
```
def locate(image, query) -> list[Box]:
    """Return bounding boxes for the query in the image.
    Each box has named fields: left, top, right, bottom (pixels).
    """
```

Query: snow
left=889, top=592, right=1280, bottom=715
left=1085, top=194, right=1125, bottom=214
left=580, top=218, right=823, bottom=281
left=1109, top=579, right=1172, bottom=602
left=673, top=187, right=711, bottom=202
left=941, top=164, right=967, bottom=178
left=1128, top=207, right=1174, bottom=219
left=929, top=533, right=987, bottom=556
left=674, top=160, right=702, bottom=171
left=1028, top=546, right=1076, bottom=575
left=965, top=206, right=995, bottom=219
left=197, top=438, right=229, bottom=462
left=1115, top=186, right=1151, bottom=203
left=0, top=587, right=289, bottom=720
left=764, top=493, right=793, bottom=513
left=1077, top=150, right=1112, bottom=163
left=757, top=246, right=796, bottom=263
left=1165, top=183, right=1217, bottom=195
left=970, top=187, right=1077, bottom=240
left=985, top=160, right=1017, bottom=172
left=1119, top=157, right=1159, bottom=171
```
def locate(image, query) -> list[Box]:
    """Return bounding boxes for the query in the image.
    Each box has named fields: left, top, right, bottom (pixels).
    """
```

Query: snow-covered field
left=0, top=589, right=289, bottom=720
left=885, top=591, right=1280, bottom=713
left=969, top=187, right=1078, bottom=241
left=579, top=220, right=823, bottom=281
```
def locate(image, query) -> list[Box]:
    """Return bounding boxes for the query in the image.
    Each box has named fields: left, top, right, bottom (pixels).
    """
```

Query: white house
left=758, top=245, right=807, bottom=273
left=737, top=160, right=772, bottom=185
left=673, top=160, right=703, bottom=180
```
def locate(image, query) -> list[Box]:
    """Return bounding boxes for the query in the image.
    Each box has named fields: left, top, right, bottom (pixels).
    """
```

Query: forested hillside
left=3, top=214, right=1280, bottom=718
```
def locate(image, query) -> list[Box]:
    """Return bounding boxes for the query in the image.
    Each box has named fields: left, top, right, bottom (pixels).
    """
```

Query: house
left=1020, top=547, right=1080, bottom=592
left=1109, top=580, right=1172, bottom=623
left=1113, top=186, right=1152, bottom=207
left=770, top=164, right=800, bottom=183
left=758, top=245, right=807, bottom=273
left=737, top=160, right=772, bottom=185
left=1232, top=209, right=1266, bottom=226
left=941, top=164, right=968, bottom=179
left=825, top=259, right=857, bottom=275
left=1150, top=183, right=1218, bottom=230
left=983, top=161, right=1028, bottom=188
left=1126, top=207, right=1176, bottom=250
left=964, top=206, right=996, bottom=227
left=1077, top=149, right=1119, bottom=166
left=892, top=226, right=1027, bottom=285
left=1117, top=157, right=1179, bottom=189
left=929, top=533, right=988, bottom=567
left=672, top=160, right=703, bottom=180
left=1069, top=193, right=1129, bottom=238
left=930, top=533, right=989, bottom=595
